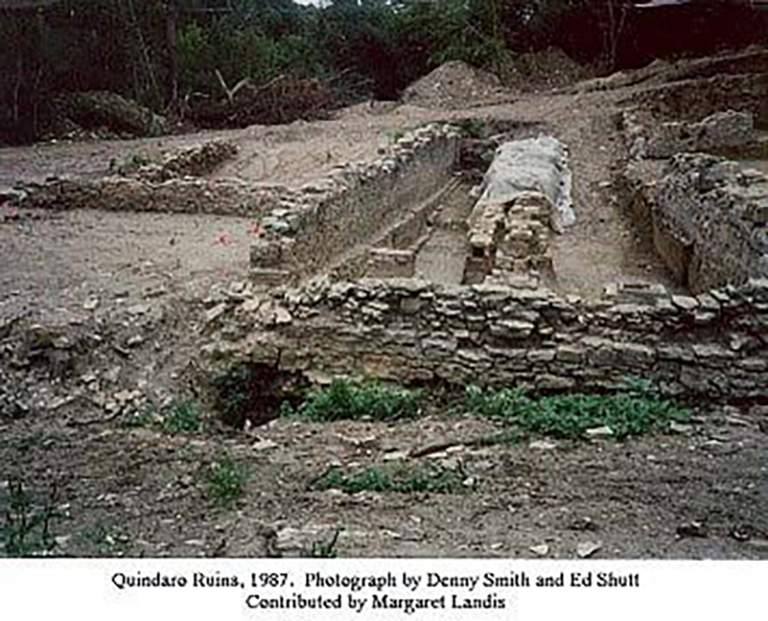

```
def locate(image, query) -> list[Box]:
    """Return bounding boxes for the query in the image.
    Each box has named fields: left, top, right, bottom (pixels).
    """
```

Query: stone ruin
left=464, top=137, right=574, bottom=286
left=10, top=117, right=768, bottom=406
left=205, top=122, right=765, bottom=405
left=621, top=109, right=768, bottom=293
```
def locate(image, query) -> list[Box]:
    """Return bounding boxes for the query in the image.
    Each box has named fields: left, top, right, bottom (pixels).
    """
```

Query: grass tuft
left=120, top=402, right=156, bottom=429
left=310, top=528, right=342, bottom=558
left=1, top=479, right=64, bottom=557
left=456, top=118, right=485, bottom=139
left=161, top=399, right=202, bottom=435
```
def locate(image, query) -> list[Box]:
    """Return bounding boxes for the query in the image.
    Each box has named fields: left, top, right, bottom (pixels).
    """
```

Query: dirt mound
left=402, top=61, right=512, bottom=109
left=501, top=47, right=591, bottom=92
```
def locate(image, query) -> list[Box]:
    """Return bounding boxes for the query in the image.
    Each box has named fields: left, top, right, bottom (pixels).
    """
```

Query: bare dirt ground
left=1, top=64, right=767, bottom=559
left=2, top=402, right=766, bottom=559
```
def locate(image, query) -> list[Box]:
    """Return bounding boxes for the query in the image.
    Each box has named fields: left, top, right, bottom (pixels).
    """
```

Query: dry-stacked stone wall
left=621, top=110, right=768, bottom=293
left=17, top=176, right=283, bottom=216
left=15, top=141, right=280, bottom=216
left=619, top=71, right=768, bottom=125
left=624, top=110, right=756, bottom=159
left=229, top=277, right=767, bottom=403
left=655, top=155, right=768, bottom=292
left=250, top=124, right=460, bottom=285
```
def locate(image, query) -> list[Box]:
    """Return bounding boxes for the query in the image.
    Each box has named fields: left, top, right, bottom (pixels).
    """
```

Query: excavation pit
left=230, top=124, right=766, bottom=404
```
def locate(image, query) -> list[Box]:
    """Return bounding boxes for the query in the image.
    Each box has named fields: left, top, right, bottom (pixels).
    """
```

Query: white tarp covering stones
left=476, top=136, right=575, bottom=233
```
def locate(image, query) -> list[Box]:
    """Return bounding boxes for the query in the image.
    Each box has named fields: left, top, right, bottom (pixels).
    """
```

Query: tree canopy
left=1, top=0, right=766, bottom=142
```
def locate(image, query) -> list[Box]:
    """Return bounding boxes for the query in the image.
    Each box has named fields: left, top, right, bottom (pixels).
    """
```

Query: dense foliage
left=1, top=0, right=766, bottom=142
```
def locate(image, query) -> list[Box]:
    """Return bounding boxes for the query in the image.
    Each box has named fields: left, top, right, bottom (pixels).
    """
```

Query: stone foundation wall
left=655, top=154, right=768, bottom=292
left=219, top=277, right=767, bottom=403
left=621, top=72, right=768, bottom=126
left=621, top=110, right=768, bottom=293
left=17, top=176, right=283, bottom=216
left=625, top=110, right=756, bottom=159
left=250, top=124, right=460, bottom=284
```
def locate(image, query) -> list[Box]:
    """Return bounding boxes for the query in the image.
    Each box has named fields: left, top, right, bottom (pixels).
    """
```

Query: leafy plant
left=1, top=479, right=63, bottom=557
left=206, top=453, right=248, bottom=509
left=120, top=402, right=156, bottom=428
left=300, top=379, right=421, bottom=423
left=456, top=118, right=486, bottom=139
left=161, top=399, right=202, bottom=435
left=212, top=362, right=251, bottom=428
left=465, top=382, right=690, bottom=440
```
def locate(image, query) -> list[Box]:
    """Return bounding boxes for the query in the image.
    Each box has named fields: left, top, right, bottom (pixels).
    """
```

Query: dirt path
left=414, top=184, right=474, bottom=284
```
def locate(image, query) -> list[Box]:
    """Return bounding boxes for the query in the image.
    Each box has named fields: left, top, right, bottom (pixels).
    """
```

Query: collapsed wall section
left=218, top=277, right=767, bottom=403
left=249, top=124, right=460, bottom=285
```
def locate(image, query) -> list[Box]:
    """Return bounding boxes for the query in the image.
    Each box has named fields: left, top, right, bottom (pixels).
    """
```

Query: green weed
left=206, top=453, right=248, bottom=508
left=312, top=461, right=469, bottom=495
left=120, top=402, right=156, bottom=429
left=465, top=383, right=690, bottom=440
left=212, top=362, right=251, bottom=428
left=310, top=528, right=342, bottom=558
left=161, top=399, right=202, bottom=435
left=456, top=118, right=485, bottom=139
left=300, top=379, right=421, bottom=422
left=77, top=521, right=131, bottom=556
left=1, top=479, right=63, bottom=557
